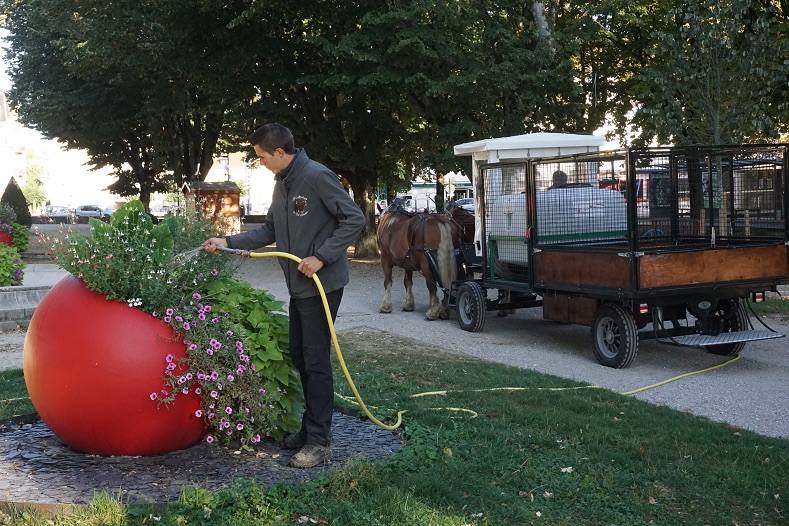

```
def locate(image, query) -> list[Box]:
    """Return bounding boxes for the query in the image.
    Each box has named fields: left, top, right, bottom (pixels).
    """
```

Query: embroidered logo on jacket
left=293, top=196, right=309, bottom=216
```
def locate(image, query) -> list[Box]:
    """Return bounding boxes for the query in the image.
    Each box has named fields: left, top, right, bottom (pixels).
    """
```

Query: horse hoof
left=379, top=308, right=392, bottom=314
left=402, top=306, right=414, bottom=312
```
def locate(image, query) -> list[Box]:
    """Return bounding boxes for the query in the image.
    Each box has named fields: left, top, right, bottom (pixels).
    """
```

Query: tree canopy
left=2, top=0, right=788, bottom=229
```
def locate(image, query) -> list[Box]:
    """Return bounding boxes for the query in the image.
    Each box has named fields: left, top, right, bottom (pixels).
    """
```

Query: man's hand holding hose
left=201, top=238, right=323, bottom=278
left=201, top=237, right=228, bottom=254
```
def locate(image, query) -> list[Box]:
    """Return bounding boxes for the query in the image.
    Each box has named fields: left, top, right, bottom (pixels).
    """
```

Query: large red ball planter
left=23, top=275, right=208, bottom=456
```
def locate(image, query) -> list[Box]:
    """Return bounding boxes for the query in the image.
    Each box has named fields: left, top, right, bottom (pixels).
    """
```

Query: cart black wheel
left=457, top=281, right=487, bottom=332
left=705, top=299, right=748, bottom=356
left=591, top=303, right=639, bottom=368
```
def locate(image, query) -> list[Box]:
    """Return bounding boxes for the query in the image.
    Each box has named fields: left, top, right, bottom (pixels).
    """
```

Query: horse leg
left=436, top=222, right=457, bottom=321
left=497, top=290, right=516, bottom=317
left=423, top=259, right=441, bottom=320
left=403, top=270, right=415, bottom=312
left=424, top=284, right=441, bottom=320
left=379, top=259, right=394, bottom=314
left=439, top=291, right=451, bottom=320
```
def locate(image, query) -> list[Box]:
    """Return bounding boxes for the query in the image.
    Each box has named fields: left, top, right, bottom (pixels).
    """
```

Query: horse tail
left=436, top=220, right=457, bottom=290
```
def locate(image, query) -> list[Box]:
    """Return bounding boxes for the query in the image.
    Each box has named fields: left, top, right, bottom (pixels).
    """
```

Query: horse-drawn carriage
left=441, top=141, right=789, bottom=368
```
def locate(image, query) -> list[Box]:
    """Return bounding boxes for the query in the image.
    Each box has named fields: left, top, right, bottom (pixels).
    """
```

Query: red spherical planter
left=23, top=275, right=208, bottom=456
left=0, top=231, right=13, bottom=246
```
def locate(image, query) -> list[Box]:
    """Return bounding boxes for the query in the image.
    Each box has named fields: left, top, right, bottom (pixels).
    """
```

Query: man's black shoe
left=282, top=430, right=307, bottom=449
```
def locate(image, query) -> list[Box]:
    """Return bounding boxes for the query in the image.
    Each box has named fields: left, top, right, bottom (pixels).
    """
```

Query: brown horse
left=377, top=204, right=462, bottom=320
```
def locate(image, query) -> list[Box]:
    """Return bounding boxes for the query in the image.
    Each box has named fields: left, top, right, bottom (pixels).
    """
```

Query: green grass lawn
left=0, top=329, right=787, bottom=525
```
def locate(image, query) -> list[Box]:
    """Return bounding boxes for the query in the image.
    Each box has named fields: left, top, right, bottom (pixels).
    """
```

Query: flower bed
left=31, top=200, right=300, bottom=453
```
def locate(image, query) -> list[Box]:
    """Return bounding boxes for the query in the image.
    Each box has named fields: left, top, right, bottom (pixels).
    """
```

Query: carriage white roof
left=453, top=132, right=605, bottom=162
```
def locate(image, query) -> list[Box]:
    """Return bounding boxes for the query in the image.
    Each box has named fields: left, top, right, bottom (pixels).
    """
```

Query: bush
left=0, top=244, right=25, bottom=286
left=1, top=178, right=31, bottom=227
left=10, top=223, right=29, bottom=254
left=0, top=202, right=16, bottom=225
left=44, top=200, right=299, bottom=447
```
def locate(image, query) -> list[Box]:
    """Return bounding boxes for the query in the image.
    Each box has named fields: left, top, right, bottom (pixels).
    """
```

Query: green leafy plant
left=10, top=223, right=29, bottom=254
left=208, top=279, right=302, bottom=438
left=40, top=200, right=298, bottom=447
left=0, top=244, right=25, bottom=286
left=0, top=202, right=16, bottom=225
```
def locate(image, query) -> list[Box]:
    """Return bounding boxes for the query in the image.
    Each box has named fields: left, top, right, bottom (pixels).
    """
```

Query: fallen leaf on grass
left=648, top=497, right=657, bottom=505
left=560, top=466, right=574, bottom=473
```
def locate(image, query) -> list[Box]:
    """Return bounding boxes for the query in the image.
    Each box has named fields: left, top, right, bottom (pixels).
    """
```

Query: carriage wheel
left=591, top=303, right=639, bottom=368
left=705, top=299, right=748, bottom=356
left=457, top=281, right=487, bottom=333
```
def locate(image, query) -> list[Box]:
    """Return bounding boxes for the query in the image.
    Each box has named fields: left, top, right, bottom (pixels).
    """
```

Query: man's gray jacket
left=225, top=149, right=365, bottom=299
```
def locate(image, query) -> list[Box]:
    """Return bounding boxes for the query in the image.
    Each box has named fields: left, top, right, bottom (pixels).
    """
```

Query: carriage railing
left=527, top=145, right=788, bottom=253
left=478, top=145, right=789, bottom=286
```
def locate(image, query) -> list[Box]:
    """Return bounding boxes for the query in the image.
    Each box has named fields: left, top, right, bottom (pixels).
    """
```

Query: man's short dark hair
left=248, top=123, right=296, bottom=154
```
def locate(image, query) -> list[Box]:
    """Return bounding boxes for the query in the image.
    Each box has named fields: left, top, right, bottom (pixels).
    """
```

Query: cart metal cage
left=479, top=144, right=789, bottom=298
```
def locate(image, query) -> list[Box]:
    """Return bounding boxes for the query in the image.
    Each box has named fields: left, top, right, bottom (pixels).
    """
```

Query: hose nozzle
left=215, top=246, right=252, bottom=258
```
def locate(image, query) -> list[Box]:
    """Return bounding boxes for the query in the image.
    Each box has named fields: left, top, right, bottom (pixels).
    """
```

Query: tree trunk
left=436, top=172, right=446, bottom=212
left=347, top=170, right=380, bottom=260
left=531, top=2, right=555, bottom=52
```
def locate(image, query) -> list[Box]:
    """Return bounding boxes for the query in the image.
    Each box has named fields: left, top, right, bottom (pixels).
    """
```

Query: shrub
left=0, top=202, right=16, bottom=225
left=10, top=223, right=29, bottom=254
left=1, top=178, right=32, bottom=227
left=0, top=245, right=25, bottom=286
left=42, top=200, right=299, bottom=447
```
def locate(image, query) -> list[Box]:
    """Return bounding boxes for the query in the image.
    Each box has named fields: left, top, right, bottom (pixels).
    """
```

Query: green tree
left=2, top=0, right=259, bottom=209
left=234, top=0, right=591, bottom=254
left=21, top=154, right=46, bottom=213
left=631, top=0, right=789, bottom=145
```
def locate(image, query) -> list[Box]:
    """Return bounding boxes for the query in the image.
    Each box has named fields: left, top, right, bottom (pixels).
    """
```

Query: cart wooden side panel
left=638, top=245, right=788, bottom=289
left=533, top=251, right=630, bottom=288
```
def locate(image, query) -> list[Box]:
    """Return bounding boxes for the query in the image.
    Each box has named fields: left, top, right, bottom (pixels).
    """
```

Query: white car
left=453, top=197, right=476, bottom=213
left=101, top=207, right=116, bottom=221
left=74, top=205, right=103, bottom=223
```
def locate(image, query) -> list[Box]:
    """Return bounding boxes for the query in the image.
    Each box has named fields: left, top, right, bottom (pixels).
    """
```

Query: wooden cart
left=450, top=144, right=788, bottom=367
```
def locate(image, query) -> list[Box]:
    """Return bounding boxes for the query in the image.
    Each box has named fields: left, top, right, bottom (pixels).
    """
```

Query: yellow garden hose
left=216, top=247, right=404, bottom=431
left=410, top=355, right=742, bottom=399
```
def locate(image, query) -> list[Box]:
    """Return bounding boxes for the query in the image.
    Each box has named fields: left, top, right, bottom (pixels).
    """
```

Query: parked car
left=74, top=205, right=103, bottom=223
left=43, top=205, right=72, bottom=216
left=101, top=207, right=116, bottom=221
left=453, top=197, right=476, bottom=213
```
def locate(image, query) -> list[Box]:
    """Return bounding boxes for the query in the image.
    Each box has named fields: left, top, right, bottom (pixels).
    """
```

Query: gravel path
left=4, top=250, right=788, bottom=440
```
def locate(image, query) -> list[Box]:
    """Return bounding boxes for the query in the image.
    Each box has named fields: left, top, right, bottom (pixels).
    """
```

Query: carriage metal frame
left=449, top=144, right=789, bottom=368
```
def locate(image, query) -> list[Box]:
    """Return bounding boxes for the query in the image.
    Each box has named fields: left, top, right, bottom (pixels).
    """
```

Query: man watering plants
left=202, top=123, right=365, bottom=468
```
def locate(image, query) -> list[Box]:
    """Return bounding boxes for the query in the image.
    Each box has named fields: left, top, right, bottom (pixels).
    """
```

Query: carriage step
left=658, top=330, right=784, bottom=347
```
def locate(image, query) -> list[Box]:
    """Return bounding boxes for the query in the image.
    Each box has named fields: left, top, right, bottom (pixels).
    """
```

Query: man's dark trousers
left=289, top=288, right=343, bottom=446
